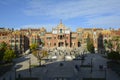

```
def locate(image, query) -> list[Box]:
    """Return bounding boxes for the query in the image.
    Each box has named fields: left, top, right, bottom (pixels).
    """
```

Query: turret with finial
left=60, top=19, right=62, bottom=24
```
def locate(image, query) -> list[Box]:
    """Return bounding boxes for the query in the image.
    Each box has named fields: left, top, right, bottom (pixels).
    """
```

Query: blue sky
left=0, top=0, right=120, bottom=31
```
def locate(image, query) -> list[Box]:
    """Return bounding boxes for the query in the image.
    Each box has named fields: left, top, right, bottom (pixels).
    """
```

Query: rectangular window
left=46, top=37, right=52, bottom=40
left=11, top=40, right=14, bottom=42
left=66, top=37, right=68, bottom=39
left=71, top=37, right=76, bottom=39
left=16, top=40, right=19, bottom=42
left=66, top=43, right=68, bottom=46
left=2, top=37, right=7, bottom=39
left=60, top=35, right=63, bottom=40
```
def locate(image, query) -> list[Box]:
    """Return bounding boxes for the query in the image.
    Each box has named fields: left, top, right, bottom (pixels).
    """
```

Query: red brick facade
left=44, top=22, right=78, bottom=48
left=0, top=23, right=120, bottom=54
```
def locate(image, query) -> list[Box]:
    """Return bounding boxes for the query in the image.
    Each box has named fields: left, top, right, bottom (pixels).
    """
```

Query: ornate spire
left=60, top=19, right=62, bottom=24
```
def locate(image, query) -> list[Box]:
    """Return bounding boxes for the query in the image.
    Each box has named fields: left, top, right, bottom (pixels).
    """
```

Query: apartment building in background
left=0, top=28, right=12, bottom=44
left=10, top=31, right=29, bottom=54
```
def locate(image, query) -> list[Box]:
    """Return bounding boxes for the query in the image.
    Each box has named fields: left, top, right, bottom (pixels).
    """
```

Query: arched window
left=60, top=29, right=62, bottom=33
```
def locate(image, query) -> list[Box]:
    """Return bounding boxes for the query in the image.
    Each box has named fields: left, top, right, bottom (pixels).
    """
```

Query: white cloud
left=24, top=0, right=120, bottom=18
left=23, top=0, right=120, bottom=28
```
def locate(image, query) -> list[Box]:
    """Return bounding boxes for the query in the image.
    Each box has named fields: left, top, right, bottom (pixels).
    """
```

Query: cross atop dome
left=57, top=19, right=66, bottom=29
left=60, top=19, right=62, bottom=24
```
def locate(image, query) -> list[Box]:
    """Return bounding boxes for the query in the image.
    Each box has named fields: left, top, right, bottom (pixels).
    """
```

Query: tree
left=0, top=42, right=8, bottom=61
left=104, top=39, right=107, bottom=49
left=0, top=51, right=4, bottom=61
left=116, top=43, right=120, bottom=53
left=0, top=42, right=7, bottom=50
left=104, top=39, right=114, bottom=52
left=32, top=49, right=48, bottom=66
left=36, top=50, right=48, bottom=66
left=107, top=51, right=120, bottom=61
left=41, top=41, right=45, bottom=46
left=3, top=49, right=16, bottom=62
left=112, top=36, right=120, bottom=52
left=30, top=43, right=38, bottom=51
left=87, top=35, right=95, bottom=53
left=107, top=40, right=113, bottom=51
left=41, top=50, right=48, bottom=57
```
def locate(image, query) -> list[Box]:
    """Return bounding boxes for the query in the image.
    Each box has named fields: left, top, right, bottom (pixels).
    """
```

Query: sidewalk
left=79, top=53, right=120, bottom=80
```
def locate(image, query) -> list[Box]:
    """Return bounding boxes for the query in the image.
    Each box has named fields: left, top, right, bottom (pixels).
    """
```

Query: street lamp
left=90, top=57, right=95, bottom=73
left=104, top=66, right=107, bottom=80
left=90, top=57, right=95, bottom=79
left=28, top=56, right=31, bottom=77
left=14, top=65, right=17, bottom=80
left=91, top=58, right=93, bottom=73
left=81, top=52, right=84, bottom=65
left=37, top=51, right=41, bottom=66
left=64, top=51, right=67, bottom=61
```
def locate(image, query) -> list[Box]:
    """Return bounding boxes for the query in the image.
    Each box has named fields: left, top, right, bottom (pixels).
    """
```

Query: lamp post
left=37, top=44, right=41, bottom=66
left=90, top=58, right=94, bottom=79
left=104, top=66, right=107, bottom=80
left=14, top=65, right=17, bottom=80
left=28, top=56, right=31, bottom=77
left=81, top=52, right=84, bottom=65
left=64, top=53, right=65, bottom=61
left=91, top=58, right=93, bottom=73
left=90, top=57, right=95, bottom=79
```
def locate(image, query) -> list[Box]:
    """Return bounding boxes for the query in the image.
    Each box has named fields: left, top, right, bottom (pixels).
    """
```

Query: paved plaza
left=0, top=47, right=120, bottom=80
